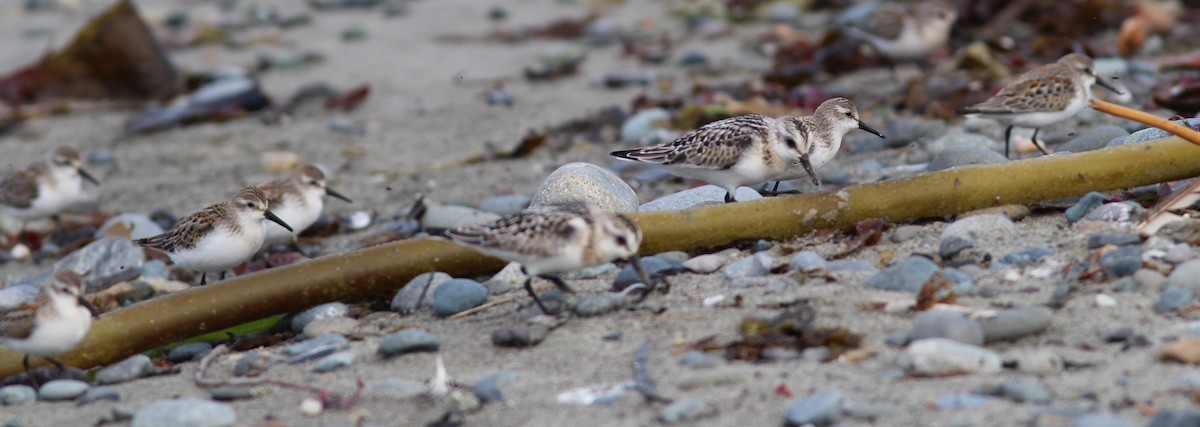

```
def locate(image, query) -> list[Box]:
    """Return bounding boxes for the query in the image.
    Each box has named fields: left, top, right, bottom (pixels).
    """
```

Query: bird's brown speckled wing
left=446, top=204, right=588, bottom=258
left=134, top=204, right=224, bottom=252
left=0, top=300, right=39, bottom=340
left=965, top=64, right=1078, bottom=113
left=611, top=115, right=770, bottom=170
left=849, top=3, right=905, bottom=40
left=0, top=168, right=40, bottom=209
left=257, top=179, right=290, bottom=210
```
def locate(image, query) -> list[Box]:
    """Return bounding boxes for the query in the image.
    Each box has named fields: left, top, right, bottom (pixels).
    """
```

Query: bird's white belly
left=474, top=246, right=587, bottom=276
left=662, top=155, right=780, bottom=192
left=264, top=205, right=318, bottom=244
left=4, top=307, right=92, bottom=357
left=171, top=227, right=265, bottom=272
left=995, top=93, right=1088, bottom=128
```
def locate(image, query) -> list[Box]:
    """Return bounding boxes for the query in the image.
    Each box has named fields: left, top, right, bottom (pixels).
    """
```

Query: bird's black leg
left=47, top=357, right=65, bottom=378
left=23, top=355, right=36, bottom=389
left=220, top=271, right=227, bottom=281
left=523, top=275, right=550, bottom=314
left=540, top=275, right=575, bottom=294
left=771, top=181, right=781, bottom=193
left=724, top=191, right=735, bottom=203
left=798, top=154, right=820, bottom=186
left=1004, top=125, right=1013, bottom=159
left=1030, top=128, right=1049, bottom=155
left=200, top=273, right=207, bottom=286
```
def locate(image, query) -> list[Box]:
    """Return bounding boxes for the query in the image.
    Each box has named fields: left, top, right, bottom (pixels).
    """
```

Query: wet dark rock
left=130, top=398, right=236, bottom=427
left=574, top=293, right=624, bottom=317
left=865, top=257, right=938, bottom=292
left=313, top=352, right=354, bottom=373
left=1001, top=246, right=1054, bottom=266
left=96, top=355, right=154, bottom=385
left=939, top=236, right=974, bottom=260
left=290, top=302, right=349, bottom=333
left=978, top=307, right=1053, bottom=343
left=1087, top=233, right=1142, bottom=249
left=433, top=279, right=489, bottom=317
left=910, top=310, right=984, bottom=346
left=474, top=371, right=518, bottom=403
left=784, top=389, right=842, bottom=427
left=1065, top=192, right=1107, bottom=223
left=1155, top=286, right=1194, bottom=314
left=378, top=329, right=440, bottom=357
left=1099, top=246, right=1142, bottom=278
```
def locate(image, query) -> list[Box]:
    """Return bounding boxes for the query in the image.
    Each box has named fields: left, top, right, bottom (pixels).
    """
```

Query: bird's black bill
left=78, top=296, right=97, bottom=317
left=78, top=168, right=100, bottom=186
left=264, top=209, right=294, bottom=232
left=797, top=154, right=820, bottom=187
left=326, top=187, right=353, bottom=203
left=858, top=121, right=886, bottom=139
left=629, top=256, right=656, bottom=302
left=1095, top=77, right=1123, bottom=95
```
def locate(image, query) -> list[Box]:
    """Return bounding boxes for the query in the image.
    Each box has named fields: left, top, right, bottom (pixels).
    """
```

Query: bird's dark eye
left=1084, top=68, right=1092, bottom=74
left=615, top=236, right=627, bottom=246
left=844, top=112, right=853, bottom=118
left=310, top=180, right=320, bottom=186
left=246, top=202, right=255, bottom=208
left=785, top=137, right=797, bottom=149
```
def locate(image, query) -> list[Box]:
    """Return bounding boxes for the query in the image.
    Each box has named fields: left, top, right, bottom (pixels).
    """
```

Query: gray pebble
left=313, top=351, right=354, bottom=373
left=621, top=108, right=671, bottom=143
left=865, top=257, right=938, bottom=292
left=1112, top=118, right=1200, bottom=145
left=661, top=398, right=717, bottom=424
left=482, top=262, right=526, bottom=295
left=939, top=236, right=974, bottom=260
left=283, top=333, right=348, bottom=357
left=928, top=143, right=1006, bottom=171
left=419, top=204, right=500, bottom=230
left=167, top=342, right=213, bottom=363
left=1010, top=350, right=1064, bottom=374
left=1087, top=233, right=1141, bottom=249
left=784, top=389, right=842, bottom=427
left=801, top=347, right=832, bottom=361
left=96, top=355, right=153, bottom=385
left=1146, top=410, right=1200, bottom=427
left=1169, top=260, right=1200, bottom=295
left=1166, top=243, right=1195, bottom=264
left=1135, top=268, right=1167, bottom=290
left=1083, top=202, right=1144, bottom=223
left=233, top=353, right=278, bottom=377
left=290, top=302, right=349, bottom=333
left=474, top=371, right=518, bottom=403
left=614, top=256, right=685, bottom=289
left=978, top=306, right=1053, bottom=343
left=574, top=293, right=625, bottom=317
left=478, top=194, right=531, bottom=216
left=827, top=260, right=876, bottom=273
left=130, top=398, right=236, bottom=427
left=1100, top=246, right=1142, bottom=278
left=680, top=351, right=724, bottom=368
left=210, top=386, right=256, bottom=402
left=1065, top=192, right=1107, bottom=223
left=531, top=162, right=639, bottom=213
left=367, top=379, right=426, bottom=399
left=1155, top=286, right=1194, bottom=314
left=911, top=310, right=984, bottom=346
left=891, top=225, right=924, bottom=243
left=491, top=324, right=549, bottom=347
left=1069, top=413, right=1135, bottom=427
left=905, top=338, right=1001, bottom=375
left=0, top=385, right=35, bottom=405
left=639, top=185, right=763, bottom=211
left=943, top=269, right=975, bottom=294
left=884, top=332, right=911, bottom=347
left=788, top=251, right=828, bottom=273
left=391, top=272, right=452, bottom=313
left=1170, top=371, right=1200, bottom=391
left=140, top=259, right=170, bottom=279
left=379, top=329, right=440, bottom=357
left=941, top=214, right=1014, bottom=241
left=37, top=380, right=89, bottom=401
left=683, top=254, right=731, bottom=274
left=998, top=381, right=1051, bottom=403
left=302, top=315, right=358, bottom=339
left=1001, top=246, right=1054, bottom=266
left=1059, top=126, right=1129, bottom=152
left=1111, top=278, right=1137, bottom=293
left=433, top=279, right=489, bottom=317
left=76, top=386, right=120, bottom=406
left=721, top=253, right=773, bottom=279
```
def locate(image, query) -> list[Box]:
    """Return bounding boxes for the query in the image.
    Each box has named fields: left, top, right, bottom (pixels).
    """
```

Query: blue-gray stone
left=283, top=333, right=349, bottom=356
left=1168, top=260, right=1200, bottom=295
left=826, top=260, right=876, bottom=272
left=0, top=385, right=35, bottom=405
left=928, top=144, right=1007, bottom=171
left=233, top=353, right=278, bottom=377
left=1065, top=192, right=1107, bottom=223
left=1111, top=278, right=1137, bottom=293
left=313, top=351, right=354, bottom=373
left=574, top=293, right=624, bottom=317
left=1155, top=286, right=1194, bottom=314
left=978, top=306, right=1053, bottom=343
left=210, top=386, right=255, bottom=402
left=1059, top=126, right=1129, bottom=153
left=1069, top=413, right=1135, bottom=427
left=391, top=272, right=452, bottom=313
left=788, top=251, right=828, bottom=272
left=933, top=393, right=994, bottom=410
left=1099, top=246, right=1142, bottom=278
left=478, top=194, right=531, bottom=216
left=96, top=355, right=153, bottom=385
left=613, top=256, right=685, bottom=289
left=884, top=332, right=911, bottom=347
left=531, top=162, right=639, bottom=213
left=621, top=108, right=671, bottom=143
left=941, top=214, right=1014, bottom=241
left=287, top=343, right=341, bottom=364
left=942, top=269, right=975, bottom=294
left=1083, top=202, right=1144, bottom=223
left=433, top=279, right=489, bottom=316
left=1111, top=118, right=1200, bottom=146
left=37, top=380, right=88, bottom=401
left=379, top=329, right=440, bottom=357
left=865, top=257, right=939, bottom=292
left=784, top=389, right=842, bottom=427
left=167, top=342, right=212, bottom=363
left=483, top=262, right=526, bottom=295
left=1001, top=246, right=1054, bottom=266
left=474, top=371, right=518, bottom=403
left=1087, top=233, right=1142, bottom=249
left=1147, top=410, right=1200, bottom=427
left=140, top=259, right=170, bottom=280
left=911, top=310, right=984, bottom=346
left=660, top=398, right=716, bottom=424
left=998, top=381, right=1051, bottom=403
left=53, top=237, right=145, bottom=289
left=0, top=285, right=38, bottom=312
left=680, top=351, right=724, bottom=368
left=290, top=302, right=349, bottom=333
left=131, top=398, right=236, bottom=427
left=939, top=236, right=974, bottom=260
left=76, top=386, right=120, bottom=406
left=639, top=185, right=764, bottom=211
left=721, top=253, right=773, bottom=279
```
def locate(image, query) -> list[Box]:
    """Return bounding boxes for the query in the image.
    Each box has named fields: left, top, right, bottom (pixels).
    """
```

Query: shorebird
left=0, top=146, right=99, bottom=226
left=842, top=1, right=958, bottom=64
left=258, top=165, right=352, bottom=246
left=0, top=270, right=94, bottom=387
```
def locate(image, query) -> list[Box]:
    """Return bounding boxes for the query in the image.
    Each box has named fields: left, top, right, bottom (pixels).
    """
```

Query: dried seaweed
left=694, top=303, right=864, bottom=362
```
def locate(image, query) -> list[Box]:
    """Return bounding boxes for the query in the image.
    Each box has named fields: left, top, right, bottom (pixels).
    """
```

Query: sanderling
left=0, top=270, right=94, bottom=387
left=610, top=98, right=884, bottom=202
left=135, top=186, right=293, bottom=285
left=960, top=53, right=1122, bottom=157
left=842, top=1, right=957, bottom=63
left=259, top=164, right=352, bottom=246
left=446, top=202, right=657, bottom=314
left=0, top=146, right=99, bottom=224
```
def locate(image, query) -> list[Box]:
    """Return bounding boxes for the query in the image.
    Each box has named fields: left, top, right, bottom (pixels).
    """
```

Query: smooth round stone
left=530, top=162, right=639, bottom=213
left=942, top=269, right=975, bottom=294
left=77, top=386, right=121, bottom=406
left=1169, top=260, right=1200, bottom=295
left=1155, top=286, right=1194, bottom=314
left=660, top=398, right=716, bottom=424
left=420, top=205, right=500, bottom=230
left=1135, top=269, right=1167, bottom=290
left=131, top=399, right=236, bottom=427
left=1100, top=246, right=1142, bottom=278
left=885, top=332, right=911, bottom=347
left=96, top=213, right=165, bottom=240
left=998, top=381, right=1051, bottom=403
left=1001, top=246, right=1054, bottom=266
left=1170, top=371, right=1200, bottom=391
left=1060, top=126, right=1129, bottom=153
left=784, top=389, right=842, bottom=427
left=367, top=379, right=426, bottom=399
left=491, top=324, right=549, bottom=347
left=910, top=310, right=984, bottom=346
left=303, top=316, right=359, bottom=338
left=621, top=108, right=671, bottom=143
left=233, top=353, right=278, bottom=377
left=928, top=144, right=1007, bottom=171
left=680, top=351, right=724, bottom=368
left=97, top=355, right=153, bottom=385
left=1111, top=278, right=1137, bottom=293
left=939, top=236, right=974, bottom=260
left=1065, top=192, right=1107, bottom=223
left=483, top=262, right=526, bottom=295
left=0, top=385, right=35, bottom=405
left=891, top=225, right=924, bottom=243
left=1069, top=413, right=1135, bottom=427
left=941, top=214, right=1014, bottom=241
left=1011, top=350, right=1064, bottom=374
left=291, top=302, right=349, bottom=333
left=210, top=386, right=256, bottom=402
left=379, top=329, right=440, bottom=357
left=167, top=342, right=213, bottom=363
left=639, top=185, right=763, bottom=211
left=433, top=279, right=488, bottom=317
left=54, top=236, right=145, bottom=287
left=788, top=251, right=828, bottom=273
left=1087, top=233, right=1141, bottom=249
left=1084, top=202, right=1144, bottom=223
left=978, top=306, right=1053, bottom=343
left=37, top=380, right=89, bottom=401
left=478, top=194, right=531, bottom=216
left=721, top=253, right=773, bottom=279
left=313, top=351, right=354, bottom=373
left=801, top=347, right=831, bottom=361
left=827, top=259, right=876, bottom=273
left=1113, top=118, right=1200, bottom=145
left=684, top=254, right=732, bottom=274
left=574, top=293, right=624, bottom=317
left=613, top=256, right=685, bottom=289
left=391, top=272, right=452, bottom=313
left=474, top=371, right=518, bottom=403
left=140, top=259, right=170, bottom=279
left=905, top=338, right=1001, bottom=375
left=1166, top=243, right=1195, bottom=264
left=865, top=257, right=939, bottom=292
left=284, top=333, right=349, bottom=357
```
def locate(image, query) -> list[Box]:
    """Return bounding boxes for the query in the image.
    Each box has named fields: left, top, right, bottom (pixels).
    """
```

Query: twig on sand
left=195, top=343, right=364, bottom=409
left=1089, top=99, right=1200, bottom=146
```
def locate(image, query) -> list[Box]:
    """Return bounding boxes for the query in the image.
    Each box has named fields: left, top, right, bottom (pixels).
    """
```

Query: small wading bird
left=0, top=270, right=95, bottom=388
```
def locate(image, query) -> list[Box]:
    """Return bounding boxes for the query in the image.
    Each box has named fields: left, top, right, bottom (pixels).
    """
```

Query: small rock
left=491, top=324, right=549, bottom=347
left=96, top=213, right=165, bottom=240
left=1010, top=350, right=1064, bottom=374
left=313, top=351, right=354, bottom=373
left=910, top=310, right=985, bottom=346
left=51, top=236, right=145, bottom=290
left=0, top=385, right=35, bottom=405
left=788, top=251, right=828, bottom=273
left=574, top=293, right=624, bottom=317
left=905, top=338, right=1002, bottom=376
left=37, top=380, right=89, bottom=401
left=1162, top=338, right=1200, bottom=364
left=784, top=389, right=842, bottom=427
left=1086, top=233, right=1141, bottom=249
left=661, top=398, right=717, bottom=424
left=997, top=381, right=1051, bottom=404
left=290, top=302, right=349, bottom=333
left=928, top=144, right=1007, bottom=171
left=932, top=393, right=995, bottom=410
left=1065, top=192, right=1107, bottom=223
left=283, top=333, right=349, bottom=357
left=1170, top=371, right=1200, bottom=391
left=621, top=108, right=671, bottom=143
left=531, top=162, right=639, bottom=213
left=1114, top=118, right=1200, bottom=145
left=433, top=279, right=489, bottom=317
left=168, top=342, right=213, bottom=363
left=1135, top=269, right=1167, bottom=290
left=1001, top=246, right=1054, bottom=266
left=391, top=272, right=452, bottom=313
left=474, top=371, right=518, bottom=403
left=978, top=306, right=1053, bottom=343
left=1166, top=243, right=1195, bottom=264
left=885, top=332, right=911, bottom=347
left=420, top=205, right=500, bottom=230
left=96, top=355, right=153, bottom=385
left=302, top=316, right=359, bottom=338
left=865, top=257, right=939, bottom=292
left=233, top=353, right=278, bottom=377
left=891, top=225, right=923, bottom=243
left=939, top=236, right=974, bottom=260
left=378, top=329, right=440, bottom=357
left=613, top=256, right=685, bottom=289
left=367, top=379, right=426, bottom=399
left=479, top=195, right=531, bottom=216
left=680, top=351, right=724, bottom=368
left=482, top=262, right=527, bottom=294
left=943, top=269, right=976, bottom=294
left=130, top=398, right=236, bottom=427
left=684, top=254, right=732, bottom=274
left=1111, top=278, right=1137, bottom=293
left=1083, top=202, right=1144, bottom=223
left=721, top=253, right=773, bottom=279
left=827, top=260, right=876, bottom=272
left=1100, top=246, right=1142, bottom=278
left=210, top=387, right=256, bottom=402
left=941, top=214, right=1015, bottom=241
left=1059, top=126, right=1129, bottom=153
left=1069, top=413, right=1135, bottom=427
left=1168, top=260, right=1200, bottom=295
left=76, top=386, right=120, bottom=406
left=639, top=185, right=763, bottom=211
left=801, top=347, right=832, bottom=361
